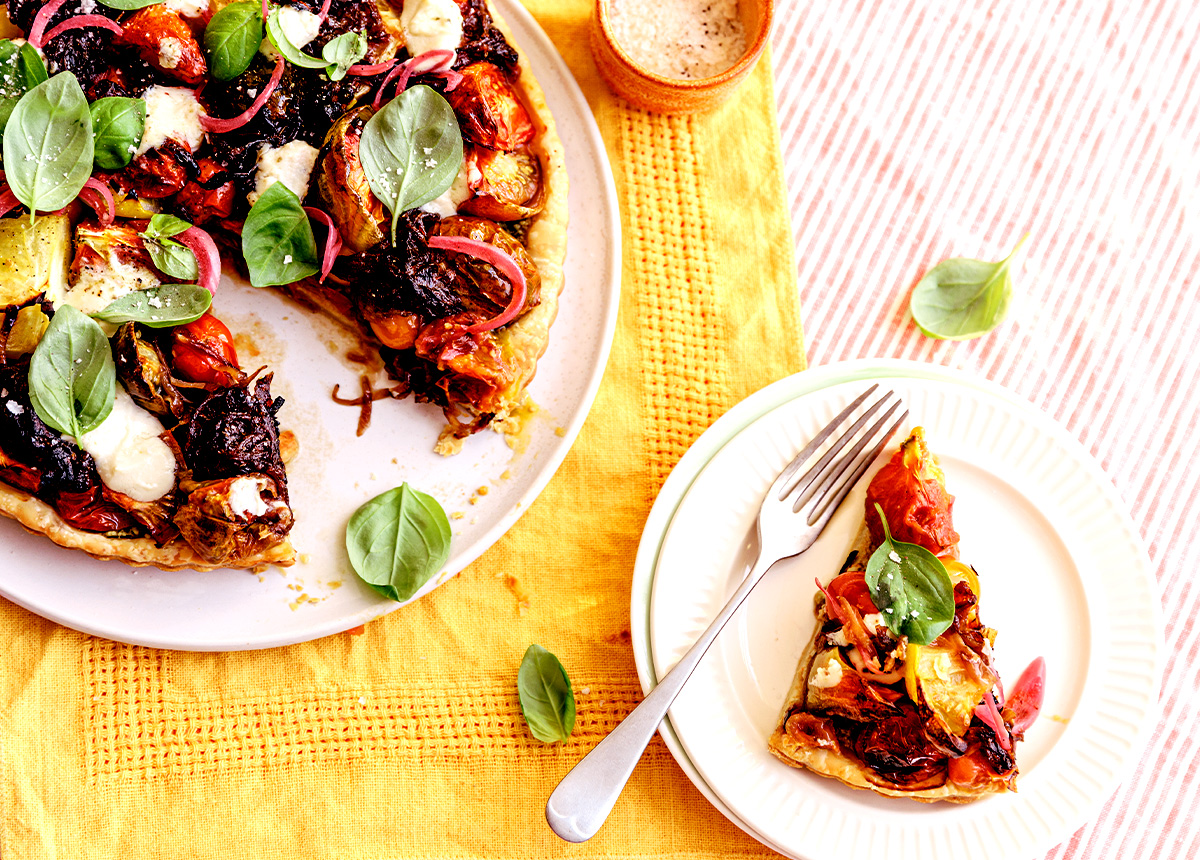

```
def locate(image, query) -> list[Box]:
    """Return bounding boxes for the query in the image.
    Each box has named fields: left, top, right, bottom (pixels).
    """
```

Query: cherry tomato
left=174, top=158, right=236, bottom=225
left=445, top=62, right=534, bottom=151
left=54, top=488, right=136, bottom=532
left=171, top=312, right=242, bottom=385
left=459, top=145, right=543, bottom=221
left=826, top=571, right=878, bottom=616
left=1004, top=656, right=1046, bottom=735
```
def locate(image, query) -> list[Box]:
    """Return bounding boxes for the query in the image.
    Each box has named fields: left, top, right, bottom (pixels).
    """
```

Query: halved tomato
left=446, top=62, right=534, bottom=151
left=459, top=145, right=543, bottom=221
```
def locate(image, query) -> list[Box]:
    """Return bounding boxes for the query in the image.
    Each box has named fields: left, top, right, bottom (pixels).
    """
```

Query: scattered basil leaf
left=27, top=304, right=116, bottom=440
left=345, top=483, right=452, bottom=602
left=2, top=72, right=94, bottom=216
left=90, top=96, right=145, bottom=170
left=143, top=213, right=192, bottom=239
left=909, top=234, right=1029, bottom=340
left=265, top=6, right=328, bottom=69
left=140, top=214, right=199, bottom=280
left=241, top=181, right=319, bottom=287
left=359, top=85, right=462, bottom=241
left=517, top=644, right=576, bottom=744
left=96, top=0, right=168, bottom=8
left=863, top=503, right=956, bottom=645
left=203, top=0, right=264, bottom=81
left=0, top=40, right=49, bottom=140
left=91, top=284, right=212, bottom=328
left=322, top=30, right=368, bottom=81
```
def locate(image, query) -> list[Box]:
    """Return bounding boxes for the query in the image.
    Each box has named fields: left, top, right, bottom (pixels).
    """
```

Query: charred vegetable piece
left=182, top=375, right=288, bottom=492
left=170, top=312, right=243, bottom=386
left=4, top=305, right=50, bottom=359
left=0, top=214, right=72, bottom=308
left=111, top=323, right=190, bottom=423
left=315, top=106, right=387, bottom=253
left=119, top=6, right=207, bottom=85
left=454, top=0, right=519, bottom=73
left=864, top=428, right=960, bottom=555
left=173, top=157, right=237, bottom=225
left=435, top=215, right=540, bottom=318
left=127, top=147, right=190, bottom=199
left=459, top=145, right=543, bottom=221
left=445, top=62, right=533, bottom=152
left=173, top=472, right=293, bottom=564
left=0, top=363, right=99, bottom=497
left=103, top=482, right=179, bottom=546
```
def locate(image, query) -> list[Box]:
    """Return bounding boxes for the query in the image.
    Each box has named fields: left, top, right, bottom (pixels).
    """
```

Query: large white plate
left=0, top=2, right=621, bottom=652
left=633, top=362, right=1160, bottom=860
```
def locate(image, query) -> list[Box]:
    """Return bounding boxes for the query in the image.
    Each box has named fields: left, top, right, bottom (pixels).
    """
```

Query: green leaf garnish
left=141, top=214, right=199, bottom=281
left=359, top=85, right=462, bottom=242
left=863, top=503, right=956, bottom=645
left=909, top=235, right=1029, bottom=340
left=322, top=30, right=369, bottom=81
left=203, top=0, right=264, bottom=81
left=0, top=40, right=48, bottom=143
left=27, top=304, right=116, bottom=440
left=240, top=182, right=319, bottom=287
left=91, top=284, right=212, bottom=328
left=345, top=483, right=452, bottom=603
left=96, top=0, right=168, bottom=9
left=90, top=96, right=146, bottom=170
left=517, top=644, right=576, bottom=744
left=265, top=6, right=328, bottom=70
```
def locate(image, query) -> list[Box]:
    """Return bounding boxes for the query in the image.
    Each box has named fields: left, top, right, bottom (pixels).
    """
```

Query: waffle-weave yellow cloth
left=0, top=2, right=803, bottom=856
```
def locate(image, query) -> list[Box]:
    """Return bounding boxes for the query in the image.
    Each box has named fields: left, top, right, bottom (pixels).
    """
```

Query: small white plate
left=637, top=363, right=1160, bottom=860
left=0, top=1, right=621, bottom=651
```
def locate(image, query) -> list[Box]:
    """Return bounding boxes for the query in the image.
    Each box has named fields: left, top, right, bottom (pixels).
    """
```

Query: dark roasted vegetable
left=173, top=472, right=292, bottom=564
left=315, top=106, right=387, bottom=253
left=111, top=323, right=190, bottom=423
left=182, top=375, right=288, bottom=493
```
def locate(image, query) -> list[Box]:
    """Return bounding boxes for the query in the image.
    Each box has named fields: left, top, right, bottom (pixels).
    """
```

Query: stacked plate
left=629, top=360, right=1161, bottom=860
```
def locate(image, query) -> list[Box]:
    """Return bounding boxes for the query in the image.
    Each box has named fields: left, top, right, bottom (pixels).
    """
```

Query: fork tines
left=776, top=386, right=909, bottom=525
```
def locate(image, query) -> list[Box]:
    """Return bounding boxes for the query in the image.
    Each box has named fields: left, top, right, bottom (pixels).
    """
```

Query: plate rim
left=629, top=359, right=1163, bottom=858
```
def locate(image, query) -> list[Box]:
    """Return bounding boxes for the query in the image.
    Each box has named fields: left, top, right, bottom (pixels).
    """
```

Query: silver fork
left=545, top=386, right=908, bottom=843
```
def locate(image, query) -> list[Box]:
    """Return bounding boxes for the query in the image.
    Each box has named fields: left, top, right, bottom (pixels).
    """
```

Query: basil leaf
left=143, top=213, right=192, bottom=239
left=96, top=0, right=167, bottom=8
left=241, top=181, right=319, bottom=287
left=517, top=645, right=576, bottom=744
left=0, top=41, right=48, bottom=139
left=2, top=72, right=93, bottom=215
left=345, top=483, right=452, bottom=602
left=203, top=0, right=264, bottom=81
left=90, top=96, right=145, bottom=170
left=909, top=235, right=1029, bottom=341
left=140, top=214, right=200, bottom=280
left=359, top=85, right=462, bottom=241
left=863, top=504, right=956, bottom=645
left=322, top=30, right=368, bottom=81
left=92, top=284, right=211, bottom=328
left=27, top=304, right=116, bottom=439
left=265, top=6, right=328, bottom=69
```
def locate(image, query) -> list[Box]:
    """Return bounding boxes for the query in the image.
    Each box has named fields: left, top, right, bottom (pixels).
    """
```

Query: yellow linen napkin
left=0, top=2, right=804, bottom=857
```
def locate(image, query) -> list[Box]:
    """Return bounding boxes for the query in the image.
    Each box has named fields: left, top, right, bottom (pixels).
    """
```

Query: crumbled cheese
left=248, top=140, right=319, bottom=206
left=888, top=549, right=902, bottom=563
left=828, top=627, right=850, bottom=648
left=606, top=0, right=748, bottom=79
left=420, top=158, right=473, bottom=217
left=810, top=652, right=844, bottom=689
left=61, top=253, right=161, bottom=315
left=166, top=0, right=209, bottom=17
left=277, top=5, right=323, bottom=49
left=158, top=37, right=184, bottom=70
left=401, top=0, right=464, bottom=59
left=137, top=86, right=205, bottom=156
left=76, top=388, right=176, bottom=502
left=227, top=475, right=270, bottom=519
left=862, top=612, right=886, bottom=633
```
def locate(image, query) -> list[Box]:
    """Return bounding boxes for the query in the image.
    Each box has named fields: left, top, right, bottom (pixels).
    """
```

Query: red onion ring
left=79, top=177, right=115, bottom=227
left=973, top=693, right=1012, bottom=751
left=200, top=58, right=284, bottom=132
left=427, top=235, right=527, bottom=333
left=371, top=50, right=460, bottom=109
left=347, top=59, right=397, bottom=76
left=318, top=0, right=332, bottom=20
left=28, top=0, right=71, bottom=49
left=42, top=14, right=123, bottom=43
left=261, top=0, right=269, bottom=21
left=175, top=226, right=222, bottom=295
left=814, top=577, right=850, bottom=625
left=303, top=206, right=342, bottom=284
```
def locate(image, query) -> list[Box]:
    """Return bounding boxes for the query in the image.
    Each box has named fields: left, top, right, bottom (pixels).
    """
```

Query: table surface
left=768, top=1, right=1197, bottom=858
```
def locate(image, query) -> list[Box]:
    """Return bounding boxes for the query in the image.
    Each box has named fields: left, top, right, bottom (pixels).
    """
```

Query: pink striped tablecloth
left=769, top=1, right=1196, bottom=857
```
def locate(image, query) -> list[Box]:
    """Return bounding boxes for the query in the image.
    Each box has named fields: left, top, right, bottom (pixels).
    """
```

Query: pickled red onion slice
left=0, top=187, right=19, bottom=218
left=175, top=226, right=221, bottom=294
left=79, top=177, right=114, bottom=227
left=814, top=577, right=849, bottom=625
left=200, top=58, right=283, bottom=132
left=974, top=692, right=1012, bottom=750
left=42, top=15, right=123, bottom=43
left=427, top=235, right=527, bottom=333
left=371, top=49, right=459, bottom=109
left=303, top=206, right=342, bottom=284
left=347, top=60, right=396, bottom=76
left=1006, top=656, right=1046, bottom=735
left=28, top=0, right=71, bottom=49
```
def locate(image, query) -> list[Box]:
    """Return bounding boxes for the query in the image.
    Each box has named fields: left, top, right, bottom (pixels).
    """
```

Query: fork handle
left=545, top=551, right=776, bottom=842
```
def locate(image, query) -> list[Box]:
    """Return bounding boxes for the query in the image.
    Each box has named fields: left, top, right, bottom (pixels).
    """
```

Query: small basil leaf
left=322, top=30, right=368, bottom=81
left=910, top=235, right=1029, bottom=340
left=203, top=0, right=264, bottom=81
left=144, top=237, right=199, bottom=281
left=2, top=72, right=94, bottom=215
left=143, top=213, right=192, bottom=239
left=359, top=85, right=462, bottom=241
left=90, top=96, right=145, bottom=170
left=345, top=483, right=452, bottom=602
left=517, top=645, right=576, bottom=744
left=265, top=6, right=329, bottom=69
left=27, top=304, right=116, bottom=439
left=96, top=0, right=168, bottom=8
left=18, top=43, right=48, bottom=87
left=864, top=504, right=956, bottom=645
left=241, top=181, right=319, bottom=287
left=91, top=284, right=211, bottom=328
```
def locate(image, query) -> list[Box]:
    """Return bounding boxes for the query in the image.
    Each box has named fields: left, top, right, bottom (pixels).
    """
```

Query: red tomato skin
left=171, top=313, right=241, bottom=385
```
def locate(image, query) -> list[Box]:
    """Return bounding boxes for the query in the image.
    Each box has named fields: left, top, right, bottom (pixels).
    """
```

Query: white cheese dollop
left=419, top=159, right=474, bottom=217
left=810, top=652, right=844, bottom=689
left=61, top=255, right=160, bottom=316
left=137, top=86, right=205, bottom=156
left=248, top=140, right=319, bottom=206
left=76, top=388, right=176, bottom=503
left=166, top=0, right=211, bottom=18
left=401, top=0, right=464, bottom=58
left=158, top=37, right=184, bottom=70
left=227, top=475, right=271, bottom=519
left=862, top=612, right=887, bottom=634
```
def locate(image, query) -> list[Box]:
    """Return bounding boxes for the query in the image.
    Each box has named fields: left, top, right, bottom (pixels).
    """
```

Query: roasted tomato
left=370, top=312, right=423, bottom=351
left=434, top=215, right=540, bottom=320
left=118, top=6, right=207, bottom=85
left=445, top=62, right=534, bottom=151
left=315, top=107, right=387, bottom=253
left=825, top=571, right=877, bottom=617
left=459, top=145, right=544, bottom=220
left=173, top=157, right=236, bottom=225
left=127, top=148, right=189, bottom=199
left=864, top=427, right=959, bottom=554
left=170, top=313, right=242, bottom=386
